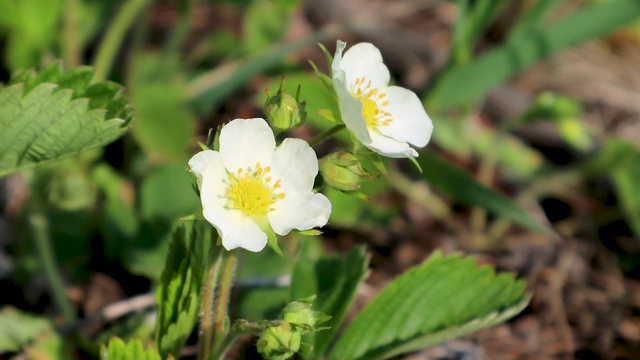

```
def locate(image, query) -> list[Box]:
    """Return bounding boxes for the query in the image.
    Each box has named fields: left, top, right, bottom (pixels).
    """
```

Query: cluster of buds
left=256, top=296, right=330, bottom=360
left=320, top=151, right=378, bottom=192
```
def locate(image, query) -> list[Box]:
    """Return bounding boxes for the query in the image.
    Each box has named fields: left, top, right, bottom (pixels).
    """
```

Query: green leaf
left=154, top=220, right=216, bottom=359
left=289, top=239, right=369, bottom=358
left=242, top=0, right=288, bottom=53
left=140, top=163, right=200, bottom=221
left=92, top=164, right=138, bottom=259
left=0, top=307, right=72, bottom=358
left=418, top=152, right=544, bottom=233
left=328, top=252, right=529, bottom=360
left=0, top=307, right=52, bottom=352
left=101, top=337, right=169, bottom=360
left=451, top=0, right=508, bottom=64
left=611, top=164, right=640, bottom=242
left=582, top=139, right=640, bottom=240
left=0, top=63, right=134, bottom=178
left=428, top=0, right=640, bottom=109
left=130, top=53, right=195, bottom=162
left=2, top=0, right=62, bottom=71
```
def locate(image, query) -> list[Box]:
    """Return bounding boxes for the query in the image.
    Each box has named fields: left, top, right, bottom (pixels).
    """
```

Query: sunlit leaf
left=154, top=220, right=216, bottom=359
left=329, top=252, right=529, bottom=359
left=0, top=63, right=133, bottom=178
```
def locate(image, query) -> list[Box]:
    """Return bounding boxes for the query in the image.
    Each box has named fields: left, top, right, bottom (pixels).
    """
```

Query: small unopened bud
left=257, top=322, right=301, bottom=360
left=320, top=151, right=378, bottom=191
left=282, top=296, right=331, bottom=331
left=265, top=76, right=306, bottom=132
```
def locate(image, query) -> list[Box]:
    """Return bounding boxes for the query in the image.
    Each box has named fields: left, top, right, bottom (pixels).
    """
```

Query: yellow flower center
left=225, top=162, right=285, bottom=215
left=352, top=77, right=392, bottom=129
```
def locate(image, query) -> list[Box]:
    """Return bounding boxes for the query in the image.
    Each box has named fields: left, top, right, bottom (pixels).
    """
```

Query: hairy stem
left=30, top=213, right=76, bottom=324
left=210, top=249, right=238, bottom=356
left=198, top=242, right=223, bottom=360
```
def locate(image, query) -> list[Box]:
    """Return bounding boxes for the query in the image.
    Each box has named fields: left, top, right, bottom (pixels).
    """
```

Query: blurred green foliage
left=0, top=0, right=639, bottom=358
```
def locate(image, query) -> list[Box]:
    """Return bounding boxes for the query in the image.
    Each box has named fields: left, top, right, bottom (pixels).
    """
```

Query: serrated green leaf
left=289, top=239, right=369, bottom=358
left=0, top=64, right=134, bottom=178
left=329, top=252, right=529, bottom=360
left=101, top=337, right=168, bottom=360
left=417, top=152, right=544, bottom=233
left=154, top=220, right=217, bottom=359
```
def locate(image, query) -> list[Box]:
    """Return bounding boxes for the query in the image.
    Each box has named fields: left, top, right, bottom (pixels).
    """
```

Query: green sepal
left=252, top=214, right=282, bottom=255
left=408, top=156, right=423, bottom=173
left=316, top=108, right=338, bottom=123
left=297, top=229, right=323, bottom=236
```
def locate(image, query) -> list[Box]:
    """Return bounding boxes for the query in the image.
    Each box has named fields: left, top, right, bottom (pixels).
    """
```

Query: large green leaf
left=101, top=337, right=169, bottom=360
left=418, top=152, right=544, bottom=233
left=289, top=238, right=369, bottom=358
left=154, top=220, right=216, bottom=359
left=428, top=0, right=640, bottom=109
left=329, top=252, right=529, bottom=360
left=0, top=62, right=134, bottom=177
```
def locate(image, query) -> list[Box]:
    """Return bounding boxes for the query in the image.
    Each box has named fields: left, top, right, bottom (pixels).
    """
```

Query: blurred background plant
left=0, top=0, right=639, bottom=359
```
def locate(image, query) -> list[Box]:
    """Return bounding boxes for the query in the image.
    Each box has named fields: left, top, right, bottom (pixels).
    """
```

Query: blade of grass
left=186, top=26, right=340, bottom=115
left=428, top=0, right=640, bottom=109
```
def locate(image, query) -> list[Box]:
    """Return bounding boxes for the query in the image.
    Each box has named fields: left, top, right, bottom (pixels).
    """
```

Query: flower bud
left=265, top=76, right=306, bottom=132
left=257, top=322, right=301, bottom=360
left=282, top=296, right=331, bottom=331
left=320, top=151, right=378, bottom=191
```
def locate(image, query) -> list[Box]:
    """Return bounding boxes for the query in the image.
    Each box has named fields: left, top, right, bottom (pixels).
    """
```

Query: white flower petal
left=191, top=150, right=267, bottom=252
left=337, top=42, right=390, bottom=89
left=219, top=118, right=275, bottom=173
left=368, top=130, right=419, bottom=158
left=188, top=150, right=228, bottom=209
left=188, top=149, right=217, bottom=188
left=270, top=138, right=319, bottom=192
left=333, top=74, right=372, bottom=145
left=269, top=191, right=331, bottom=236
left=203, top=207, right=268, bottom=252
left=378, top=86, right=433, bottom=148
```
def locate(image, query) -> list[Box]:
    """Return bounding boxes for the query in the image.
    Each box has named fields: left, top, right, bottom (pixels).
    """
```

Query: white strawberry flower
left=332, top=40, right=433, bottom=158
left=188, top=118, right=331, bottom=252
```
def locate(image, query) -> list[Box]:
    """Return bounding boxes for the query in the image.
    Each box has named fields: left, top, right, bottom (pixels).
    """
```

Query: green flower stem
left=30, top=213, right=76, bottom=324
left=62, top=0, right=81, bottom=68
left=198, top=243, right=223, bottom=360
left=309, top=124, right=346, bottom=147
left=93, top=0, right=154, bottom=82
left=210, top=249, right=238, bottom=356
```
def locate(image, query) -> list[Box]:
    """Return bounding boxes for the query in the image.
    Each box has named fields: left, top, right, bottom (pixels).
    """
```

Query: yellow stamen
left=351, top=77, right=393, bottom=129
left=225, top=163, right=285, bottom=215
